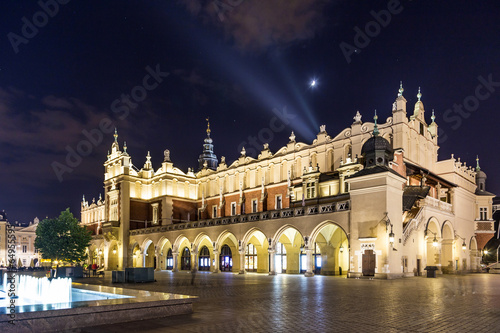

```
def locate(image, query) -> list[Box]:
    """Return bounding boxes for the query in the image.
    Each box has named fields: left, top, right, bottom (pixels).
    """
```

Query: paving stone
left=75, top=272, right=500, bottom=332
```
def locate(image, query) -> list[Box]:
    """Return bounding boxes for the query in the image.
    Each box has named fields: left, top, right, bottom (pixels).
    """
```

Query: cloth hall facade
left=81, top=85, right=495, bottom=278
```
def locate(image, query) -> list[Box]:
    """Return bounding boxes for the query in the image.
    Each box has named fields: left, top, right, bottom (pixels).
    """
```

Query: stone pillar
left=104, top=246, right=109, bottom=270
left=172, top=251, right=179, bottom=272
left=155, top=253, right=161, bottom=271
left=268, top=249, right=276, bottom=275
left=192, top=252, right=198, bottom=270
left=239, top=250, right=246, bottom=274
left=305, top=248, right=314, bottom=277
left=213, top=250, right=220, bottom=273
left=339, top=174, right=345, bottom=194
left=142, top=253, right=146, bottom=268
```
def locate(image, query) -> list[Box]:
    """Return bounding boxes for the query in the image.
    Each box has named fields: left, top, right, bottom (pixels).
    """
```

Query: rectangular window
left=252, top=199, right=258, bottom=213
left=152, top=203, right=159, bottom=224
left=231, top=202, right=237, bottom=216
left=212, top=205, right=217, bottom=218
left=22, top=245, right=27, bottom=253
left=276, top=195, right=282, bottom=210
left=480, top=207, right=487, bottom=220
left=306, top=181, right=316, bottom=199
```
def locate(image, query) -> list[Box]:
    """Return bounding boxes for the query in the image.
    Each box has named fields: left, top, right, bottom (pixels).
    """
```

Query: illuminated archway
left=272, top=225, right=305, bottom=274
left=425, top=217, right=441, bottom=268
left=107, top=241, right=119, bottom=270
left=242, top=228, right=268, bottom=273
left=310, top=221, right=349, bottom=275
left=441, top=221, right=454, bottom=273
left=216, top=230, right=239, bottom=272
left=157, top=237, right=172, bottom=270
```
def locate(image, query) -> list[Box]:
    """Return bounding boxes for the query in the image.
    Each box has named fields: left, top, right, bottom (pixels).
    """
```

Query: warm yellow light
left=113, top=249, right=117, bottom=254
left=432, top=236, right=438, bottom=247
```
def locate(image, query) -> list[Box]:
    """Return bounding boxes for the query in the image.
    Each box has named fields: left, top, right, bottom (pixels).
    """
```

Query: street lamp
left=389, top=225, right=395, bottom=244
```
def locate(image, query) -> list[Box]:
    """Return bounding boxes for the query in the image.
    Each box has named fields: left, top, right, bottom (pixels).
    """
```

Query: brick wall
left=476, top=232, right=494, bottom=250
left=266, top=184, right=289, bottom=210
left=173, top=199, right=198, bottom=222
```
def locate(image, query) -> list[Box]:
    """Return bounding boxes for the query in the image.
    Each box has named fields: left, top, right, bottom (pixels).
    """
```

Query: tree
left=35, top=208, right=92, bottom=265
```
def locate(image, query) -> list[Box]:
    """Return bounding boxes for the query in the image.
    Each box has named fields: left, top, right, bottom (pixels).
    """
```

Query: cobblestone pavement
left=76, top=272, right=500, bottom=333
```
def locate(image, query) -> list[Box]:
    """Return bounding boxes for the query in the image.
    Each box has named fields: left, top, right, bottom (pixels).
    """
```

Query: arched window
left=344, top=144, right=352, bottom=161
left=198, top=246, right=211, bottom=271
left=166, top=248, right=173, bottom=270
left=220, top=245, right=232, bottom=272
left=245, top=243, right=258, bottom=272
left=327, top=150, right=334, bottom=171
left=181, top=247, right=191, bottom=270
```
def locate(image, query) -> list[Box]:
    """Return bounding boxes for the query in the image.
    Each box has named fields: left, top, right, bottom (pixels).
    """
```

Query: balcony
left=129, top=199, right=350, bottom=236
left=418, top=196, right=453, bottom=214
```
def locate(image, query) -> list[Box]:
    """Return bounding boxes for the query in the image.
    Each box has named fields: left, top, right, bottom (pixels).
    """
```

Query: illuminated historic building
left=0, top=212, right=41, bottom=268
left=82, top=85, right=495, bottom=278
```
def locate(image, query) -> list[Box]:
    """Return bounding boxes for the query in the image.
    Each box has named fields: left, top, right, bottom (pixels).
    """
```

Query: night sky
left=1, top=0, right=499, bottom=223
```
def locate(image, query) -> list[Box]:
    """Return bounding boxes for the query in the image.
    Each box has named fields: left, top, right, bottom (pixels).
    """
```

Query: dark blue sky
left=1, top=0, right=499, bottom=223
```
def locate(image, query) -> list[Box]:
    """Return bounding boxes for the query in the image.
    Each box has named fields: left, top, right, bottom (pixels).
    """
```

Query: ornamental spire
left=123, top=141, right=128, bottom=154
left=476, top=155, right=481, bottom=172
left=206, top=117, right=211, bottom=137
left=398, top=81, right=404, bottom=97
left=417, top=87, right=422, bottom=101
left=114, top=128, right=118, bottom=143
left=431, top=109, right=435, bottom=123
left=373, top=110, right=380, bottom=137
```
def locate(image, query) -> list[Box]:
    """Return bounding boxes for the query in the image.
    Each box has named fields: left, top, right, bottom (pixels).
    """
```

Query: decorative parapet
left=475, top=221, right=494, bottom=233
left=418, top=196, right=453, bottom=214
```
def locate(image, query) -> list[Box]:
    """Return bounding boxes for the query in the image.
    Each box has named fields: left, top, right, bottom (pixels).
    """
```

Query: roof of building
left=403, top=186, right=430, bottom=212
left=475, top=188, right=495, bottom=196
left=361, top=135, right=393, bottom=156
left=404, top=161, right=457, bottom=188
left=348, top=165, right=406, bottom=180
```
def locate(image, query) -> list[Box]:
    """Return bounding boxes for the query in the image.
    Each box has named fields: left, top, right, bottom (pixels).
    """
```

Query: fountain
left=0, top=272, right=197, bottom=332
left=1, top=274, right=73, bottom=306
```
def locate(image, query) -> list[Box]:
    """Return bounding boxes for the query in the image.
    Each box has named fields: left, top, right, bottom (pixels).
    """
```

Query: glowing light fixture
left=113, top=248, right=117, bottom=255
left=432, top=236, right=438, bottom=247
left=462, top=241, right=466, bottom=250
left=339, top=245, right=344, bottom=253
left=483, top=249, right=488, bottom=255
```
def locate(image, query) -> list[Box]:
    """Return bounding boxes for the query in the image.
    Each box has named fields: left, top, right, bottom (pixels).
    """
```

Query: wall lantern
left=389, top=225, right=395, bottom=244
left=432, top=235, right=438, bottom=247
left=339, top=245, right=344, bottom=253
left=462, top=241, right=466, bottom=250
left=112, top=248, right=117, bottom=255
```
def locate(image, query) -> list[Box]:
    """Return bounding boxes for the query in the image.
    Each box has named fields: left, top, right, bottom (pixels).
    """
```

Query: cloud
left=178, top=0, right=332, bottom=53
